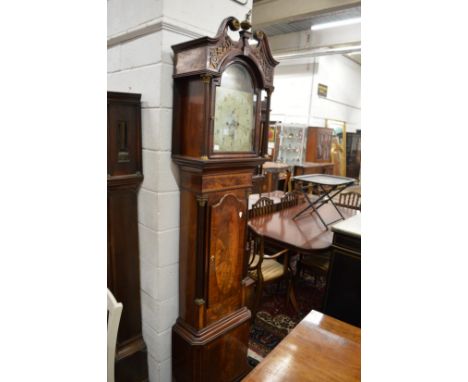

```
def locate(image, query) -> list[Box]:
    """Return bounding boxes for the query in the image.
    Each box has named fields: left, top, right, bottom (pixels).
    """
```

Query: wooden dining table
left=242, top=310, right=360, bottom=381
left=248, top=201, right=359, bottom=255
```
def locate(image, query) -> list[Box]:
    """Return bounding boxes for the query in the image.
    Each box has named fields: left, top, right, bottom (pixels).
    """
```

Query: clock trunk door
left=206, top=193, right=246, bottom=324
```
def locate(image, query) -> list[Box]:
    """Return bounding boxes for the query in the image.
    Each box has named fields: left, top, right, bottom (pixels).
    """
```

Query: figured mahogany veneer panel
left=207, top=194, right=246, bottom=324
left=179, top=168, right=252, bottom=193
left=203, top=172, right=251, bottom=192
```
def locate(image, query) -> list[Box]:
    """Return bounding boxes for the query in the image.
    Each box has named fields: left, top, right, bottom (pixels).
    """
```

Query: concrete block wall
left=107, top=1, right=252, bottom=380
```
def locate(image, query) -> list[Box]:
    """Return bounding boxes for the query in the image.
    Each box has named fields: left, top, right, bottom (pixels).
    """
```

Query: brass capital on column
left=194, top=298, right=205, bottom=306
left=200, top=74, right=212, bottom=84
left=196, top=194, right=208, bottom=207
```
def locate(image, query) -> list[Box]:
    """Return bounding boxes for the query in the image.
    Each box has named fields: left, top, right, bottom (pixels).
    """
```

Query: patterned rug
left=248, top=272, right=326, bottom=360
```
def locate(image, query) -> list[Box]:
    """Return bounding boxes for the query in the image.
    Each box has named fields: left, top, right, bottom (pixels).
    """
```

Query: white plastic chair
left=107, top=289, right=123, bottom=382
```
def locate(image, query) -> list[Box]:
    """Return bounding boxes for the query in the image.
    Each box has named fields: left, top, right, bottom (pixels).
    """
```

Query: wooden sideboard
left=324, top=214, right=361, bottom=327
left=107, top=91, right=148, bottom=381
left=293, top=162, right=334, bottom=176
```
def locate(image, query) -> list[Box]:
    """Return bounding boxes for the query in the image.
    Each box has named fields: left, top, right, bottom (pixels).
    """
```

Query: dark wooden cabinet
left=324, top=215, right=361, bottom=327
left=305, top=127, right=334, bottom=163
left=107, top=91, right=148, bottom=382
left=171, top=16, right=278, bottom=382
left=346, top=131, right=361, bottom=179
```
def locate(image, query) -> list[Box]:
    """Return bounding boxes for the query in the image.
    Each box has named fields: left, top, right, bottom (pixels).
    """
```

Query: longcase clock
left=107, top=91, right=148, bottom=381
left=171, top=16, right=278, bottom=382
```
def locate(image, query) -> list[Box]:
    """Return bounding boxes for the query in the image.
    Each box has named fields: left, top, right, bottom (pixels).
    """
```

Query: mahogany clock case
left=170, top=17, right=278, bottom=382
left=107, top=91, right=148, bottom=382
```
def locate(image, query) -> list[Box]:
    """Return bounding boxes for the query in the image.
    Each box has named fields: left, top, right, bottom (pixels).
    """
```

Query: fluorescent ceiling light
left=273, top=44, right=360, bottom=61
left=311, top=17, right=361, bottom=31
left=328, top=45, right=360, bottom=53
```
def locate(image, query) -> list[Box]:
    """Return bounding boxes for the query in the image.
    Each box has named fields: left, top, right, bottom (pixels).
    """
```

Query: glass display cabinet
left=276, top=124, right=307, bottom=165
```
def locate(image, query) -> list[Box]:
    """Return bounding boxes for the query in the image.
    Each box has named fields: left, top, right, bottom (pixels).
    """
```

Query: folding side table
left=293, top=174, right=355, bottom=228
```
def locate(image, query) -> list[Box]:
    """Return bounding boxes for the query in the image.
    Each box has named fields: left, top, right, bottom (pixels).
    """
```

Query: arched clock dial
left=213, top=63, right=255, bottom=152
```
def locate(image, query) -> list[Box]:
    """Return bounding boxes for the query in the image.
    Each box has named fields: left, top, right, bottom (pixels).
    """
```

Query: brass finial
left=254, top=30, right=264, bottom=40
left=240, top=10, right=252, bottom=31
left=229, top=18, right=240, bottom=31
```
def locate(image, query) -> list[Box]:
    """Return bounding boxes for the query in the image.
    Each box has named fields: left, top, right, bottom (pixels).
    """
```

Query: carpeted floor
left=248, top=272, right=326, bottom=361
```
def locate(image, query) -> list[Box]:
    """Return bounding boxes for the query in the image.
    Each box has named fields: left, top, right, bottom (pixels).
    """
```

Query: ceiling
left=252, top=1, right=361, bottom=64
left=259, top=5, right=360, bottom=37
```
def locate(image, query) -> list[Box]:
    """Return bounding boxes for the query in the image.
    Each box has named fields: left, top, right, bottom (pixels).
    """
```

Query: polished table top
left=248, top=202, right=359, bottom=254
left=242, top=310, right=361, bottom=382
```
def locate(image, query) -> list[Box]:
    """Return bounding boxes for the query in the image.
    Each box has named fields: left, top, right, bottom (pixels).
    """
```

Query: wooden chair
left=279, top=191, right=301, bottom=210
left=296, top=250, right=331, bottom=290
left=336, top=191, right=361, bottom=210
left=250, top=196, right=275, bottom=218
left=107, top=289, right=123, bottom=382
left=247, top=231, right=298, bottom=317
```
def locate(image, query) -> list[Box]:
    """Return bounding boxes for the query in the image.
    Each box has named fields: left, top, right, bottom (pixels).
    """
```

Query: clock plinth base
left=172, top=307, right=252, bottom=382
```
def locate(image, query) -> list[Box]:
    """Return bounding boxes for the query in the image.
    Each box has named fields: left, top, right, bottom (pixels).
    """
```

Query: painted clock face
left=213, top=64, right=255, bottom=152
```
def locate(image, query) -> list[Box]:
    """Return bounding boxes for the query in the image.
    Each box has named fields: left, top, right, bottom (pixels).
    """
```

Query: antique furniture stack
left=107, top=92, right=148, bottom=381
left=171, top=16, right=278, bottom=381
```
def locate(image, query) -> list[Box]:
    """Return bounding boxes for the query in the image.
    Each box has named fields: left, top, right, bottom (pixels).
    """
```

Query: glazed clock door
left=213, top=63, right=256, bottom=153
left=206, top=193, right=247, bottom=324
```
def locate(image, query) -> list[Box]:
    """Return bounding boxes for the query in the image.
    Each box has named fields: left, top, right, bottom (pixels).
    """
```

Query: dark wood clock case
left=107, top=91, right=148, bottom=382
left=171, top=17, right=278, bottom=381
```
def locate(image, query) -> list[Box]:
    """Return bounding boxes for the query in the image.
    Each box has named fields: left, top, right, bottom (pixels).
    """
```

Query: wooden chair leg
left=252, top=280, right=264, bottom=320
left=296, top=256, right=303, bottom=279
left=286, top=277, right=299, bottom=315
